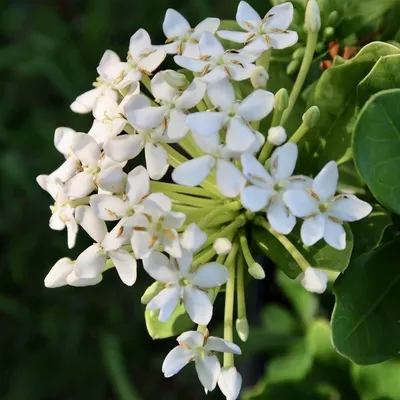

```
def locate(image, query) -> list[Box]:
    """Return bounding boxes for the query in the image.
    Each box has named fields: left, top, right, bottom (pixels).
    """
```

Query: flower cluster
left=37, top=1, right=372, bottom=398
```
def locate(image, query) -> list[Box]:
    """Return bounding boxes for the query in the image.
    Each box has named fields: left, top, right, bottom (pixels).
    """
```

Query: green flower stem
left=280, top=31, right=318, bottom=126
left=140, top=75, right=152, bottom=93
left=192, top=246, right=216, bottom=269
left=149, top=182, right=216, bottom=198
left=236, top=253, right=246, bottom=320
left=289, top=121, right=310, bottom=144
left=256, top=49, right=271, bottom=74
left=258, top=141, right=274, bottom=165
left=232, top=82, right=243, bottom=100
left=239, top=230, right=257, bottom=269
left=255, top=216, right=310, bottom=271
left=124, top=124, right=136, bottom=135
left=69, top=196, right=90, bottom=208
left=178, top=135, right=203, bottom=159
left=172, top=204, right=214, bottom=213
left=207, top=211, right=240, bottom=228
left=168, top=192, right=223, bottom=207
left=271, top=107, right=284, bottom=128
left=197, top=201, right=242, bottom=229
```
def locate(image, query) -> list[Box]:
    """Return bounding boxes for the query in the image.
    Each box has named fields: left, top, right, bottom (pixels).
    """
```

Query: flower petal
left=166, top=108, right=189, bottom=140
left=201, top=66, right=229, bottom=83
left=142, top=251, right=178, bottom=283
left=129, top=29, right=152, bottom=59
left=51, top=157, right=79, bottom=183
left=148, top=286, right=181, bottom=322
left=312, top=161, right=338, bottom=201
left=71, top=133, right=101, bottom=166
left=324, top=218, right=346, bottom=250
left=195, top=355, right=221, bottom=392
left=184, top=287, right=213, bottom=325
left=301, top=214, right=325, bottom=246
left=44, top=258, right=74, bottom=288
left=70, top=88, right=100, bottom=114
left=236, top=89, right=274, bottom=122
left=125, top=165, right=150, bottom=206
left=109, top=249, right=137, bottom=286
left=89, top=194, right=127, bottom=221
left=172, top=155, right=214, bottom=187
left=174, top=55, right=209, bottom=72
left=138, top=48, right=166, bottom=73
left=151, top=71, right=177, bottom=102
left=145, top=193, right=172, bottom=212
left=267, top=195, right=296, bottom=235
left=329, top=195, right=372, bottom=222
left=163, top=9, right=191, bottom=38
left=97, top=165, right=127, bottom=194
left=236, top=1, right=261, bottom=31
left=162, top=345, right=194, bottom=378
left=187, top=112, right=226, bottom=136
left=270, top=142, right=298, bottom=181
left=192, top=262, right=229, bottom=288
left=241, top=153, right=274, bottom=187
left=67, top=271, right=103, bottom=287
left=75, top=244, right=107, bottom=279
left=205, top=337, right=242, bottom=354
left=216, top=159, right=246, bottom=198
left=218, top=367, right=242, bottom=400
left=283, top=190, right=318, bottom=217
left=199, top=32, right=224, bottom=59
left=217, top=30, right=251, bottom=43
left=131, top=230, right=152, bottom=259
left=301, top=267, right=328, bottom=294
left=194, top=17, right=220, bottom=35
left=192, top=131, right=221, bottom=154
left=144, top=142, right=169, bottom=180
left=128, top=105, right=168, bottom=130
left=226, top=117, right=256, bottom=153
left=54, top=127, right=76, bottom=155
left=181, top=223, right=207, bottom=253
left=64, top=171, right=95, bottom=198
left=75, top=205, right=108, bottom=242
left=175, top=249, right=194, bottom=278
left=104, top=134, right=144, bottom=162
left=268, top=30, right=298, bottom=50
left=175, top=78, right=206, bottom=110
left=177, top=331, right=205, bottom=348
left=241, top=185, right=271, bottom=212
left=207, top=78, right=235, bottom=111
left=263, top=2, right=294, bottom=30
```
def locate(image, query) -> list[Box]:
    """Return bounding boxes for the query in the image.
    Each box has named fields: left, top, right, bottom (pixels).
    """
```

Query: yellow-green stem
left=258, top=142, right=274, bottom=165
left=197, top=202, right=241, bottom=229
left=150, top=182, right=216, bottom=198
left=236, top=253, right=246, bottom=320
left=289, top=122, right=310, bottom=144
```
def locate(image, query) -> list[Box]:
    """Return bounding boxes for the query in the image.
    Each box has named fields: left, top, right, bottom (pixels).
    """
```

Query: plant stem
left=258, top=142, right=274, bottom=165
left=239, top=230, right=257, bottom=269
left=197, top=202, right=241, bottom=229
left=289, top=121, right=310, bottom=144
left=236, top=253, right=246, bottom=320
left=256, top=50, right=271, bottom=74
left=140, top=75, right=152, bottom=94
left=149, top=182, right=216, bottom=198
left=168, top=192, right=223, bottom=207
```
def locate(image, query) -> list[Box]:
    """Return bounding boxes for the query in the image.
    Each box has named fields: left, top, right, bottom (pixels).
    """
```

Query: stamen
left=203, top=328, right=210, bottom=345
left=105, top=208, right=117, bottom=218
left=133, top=226, right=147, bottom=231
left=201, top=64, right=211, bottom=76
left=307, top=188, right=320, bottom=201
left=177, top=42, right=183, bottom=55
left=245, top=33, right=256, bottom=44
left=149, top=236, right=157, bottom=248
left=224, top=66, right=232, bottom=78
left=163, top=229, right=175, bottom=240
left=329, top=215, right=342, bottom=223
left=117, top=226, right=124, bottom=237
left=242, top=20, right=254, bottom=29
left=165, top=36, right=178, bottom=44
left=200, top=55, right=211, bottom=61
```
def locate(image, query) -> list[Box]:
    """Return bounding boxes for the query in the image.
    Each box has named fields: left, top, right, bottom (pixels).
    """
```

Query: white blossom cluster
left=37, top=2, right=372, bottom=398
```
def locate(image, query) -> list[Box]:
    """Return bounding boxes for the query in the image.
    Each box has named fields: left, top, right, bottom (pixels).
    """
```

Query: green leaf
left=351, top=358, right=400, bottom=400
left=331, top=237, right=400, bottom=365
left=353, top=88, right=400, bottom=214
left=358, top=54, right=400, bottom=107
left=254, top=225, right=353, bottom=279
left=301, top=42, right=400, bottom=173
left=144, top=305, right=194, bottom=340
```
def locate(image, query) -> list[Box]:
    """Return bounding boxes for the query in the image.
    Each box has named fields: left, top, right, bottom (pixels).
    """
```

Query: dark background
left=0, top=1, right=279, bottom=399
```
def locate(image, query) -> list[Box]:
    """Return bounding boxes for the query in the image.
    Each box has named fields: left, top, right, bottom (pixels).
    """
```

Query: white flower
left=213, top=238, right=232, bottom=255
left=241, top=143, right=312, bottom=234
left=267, top=126, right=287, bottom=146
left=181, top=223, right=208, bottom=252
left=36, top=175, right=78, bottom=248
left=174, top=32, right=256, bottom=83
left=70, top=49, right=119, bottom=114
left=217, top=1, right=298, bottom=55
left=162, top=330, right=241, bottom=392
left=143, top=251, right=229, bottom=324
left=218, top=367, right=242, bottom=400
left=125, top=72, right=206, bottom=140
left=44, top=257, right=103, bottom=288
left=100, top=29, right=166, bottom=90
left=74, top=206, right=137, bottom=285
left=283, top=161, right=372, bottom=249
left=163, top=9, right=220, bottom=57
left=300, top=267, right=328, bottom=294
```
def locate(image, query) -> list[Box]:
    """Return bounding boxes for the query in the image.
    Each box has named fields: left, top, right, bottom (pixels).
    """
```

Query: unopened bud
left=324, top=27, right=335, bottom=38
left=267, top=126, right=287, bottom=146
left=287, top=59, right=301, bottom=75
left=236, top=318, right=250, bottom=342
left=305, top=0, right=321, bottom=33
left=302, top=106, right=320, bottom=128
left=316, top=42, right=325, bottom=53
left=250, top=66, right=269, bottom=89
left=292, top=47, right=306, bottom=59
left=213, top=237, right=232, bottom=255
left=300, top=267, right=328, bottom=294
left=328, top=11, right=339, bottom=26
left=163, top=70, right=188, bottom=88
left=248, top=263, right=265, bottom=280
left=141, top=281, right=164, bottom=304
left=274, top=88, right=289, bottom=111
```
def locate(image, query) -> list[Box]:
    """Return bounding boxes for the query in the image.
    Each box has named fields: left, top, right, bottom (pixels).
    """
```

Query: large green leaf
left=254, top=225, right=353, bottom=279
left=331, top=237, right=400, bottom=365
left=144, top=305, right=194, bottom=340
left=353, top=89, right=400, bottom=214
left=301, top=42, right=400, bottom=173
left=358, top=54, right=400, bottom=107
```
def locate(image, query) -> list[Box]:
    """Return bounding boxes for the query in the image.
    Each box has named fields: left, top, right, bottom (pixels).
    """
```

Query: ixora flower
left=70, top=49, right=119, bottom=114
left=284, top=161, right=372, bottom=250
left=241, top=143, right=311, bottom=234
left=174, top=32, right=256, bottom=83
left=162, top=330, right=241, bottom=392
left=218, top=367, right=242, bottom=400
left=143, top=251, right=229, bottom=324
left=162, top=8, right=220, bottom=57
left=217, top=1, right=298, bottom=54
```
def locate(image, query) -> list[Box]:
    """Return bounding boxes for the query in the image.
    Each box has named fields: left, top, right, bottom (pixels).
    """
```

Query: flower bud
left=44, top=258, right=74, bottom=288
left=328, top=11, right=339, bottom=26
left=163, top=70, right=188, bottom=88
left=305, top=0, right=321, bottom=33
left=218, top=367, right=242, bottom=400
left=274, top=88, right=289, bottom=111
left=292, top=47, right=306, bottom=60
left=213, top=237, right=232, bottom=255
left=236, top=318, right=249, bottom=342
left=248, top=263, right=265, bottom=280
left=286, top=59, right=301, bottom=75
left=302, top=105, right=320, bottom=128
left=316, top=42, right=325, bottom=53
left=141, top=281, right=164, bottom=304
left=300, top=267, right=328, bottom=294
left=267, top=126, right=287, bottom=146
left=250, top=65, right=269, bottom=89
left=324, top=27, right=335, bottom=38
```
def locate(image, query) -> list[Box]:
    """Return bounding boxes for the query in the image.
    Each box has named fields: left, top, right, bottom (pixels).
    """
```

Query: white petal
left=104, top=134, right=144, bottom=162
left=109, top=249, right=137, bottom=286
left=44, top=258, right=74, bottom=288
left=267, top=196, right=296, bottom=235
left=194, top=18, right=220, bottom=35
left=287, top=175, right=313, bottom=190
left=164, top=212, right=186, bottom=230
left=217, top=30, right=251, bottom=43
left=177, top=331, right=205, bottom=348
left=51, top=158, right=79, bottom=183
left=192, top=131, right=221, bottom=154
left=270, top=142, right=298, bottom=181
left=195, top=355, right=221, bottom=392
left=243, top=36, right=270, bottom=54
left=329, top=195, right=372, bottom=222
left=147, top=287, right=181, bottom=322
left=163, top=235, right=182, bottom=259
left=204, top=337, right=242, bottom=354
left=75, top=205, right=108, bottom=242
left=64, top=171, right=95, bottom=198
left=54, top=127, right=76, bottom=155
left=66, top=271, right=103, bottom=287
left=131, top=230, right=152, bottom=259
left=125, top=165, right=150, bottom=206
left=283, top=190, right=318, bottom=217
left=264, top=3, right=294, bottom=30
left=129, top=105, right=168, bottom=130
left=216, top=159, right=246, bottom=198
left=218, top=367, right=242, bottom=400
left=124, top=94, right=150, bottom=123
left=236, top=1, right=261, bottom=31
left=98, top=49, right=120, bottom=68
left=71, top=133, right=101, bottom=167
left=70, top=88, right=100, bottom=114
left=97, top=165, right=126, bottom=194
left=192, top=262, right=229, bottom=288
left=199, top=32, right=224, bottom=59
left=129, top=29, right=152, bottom=58
left=187, top=112, right=226, bottom=136
left=226, top=117, right=255, bottom=152
left=301, top=267, right=328, bottom=294
left=312, top=161, right=338, bottom=202
left=37, top=174, right=62, bottom=200
left=144, top=142, right=169, bottom=180
left=181, top=41, right=200, bottom=58
left=176, top=249, right=193, bottom=278
left=163, top=9, right=191, bottom=38
left=89, top=194, right=127, bottom=221
left=225, top=63, right=254, bottom=82
left=324, top=218, right=346, bottom=250
left=138, top=48, right=166, bottom=73
left=301, top=214, right=325, bottom=246
left=241, top=153, right=273, bottom=187
left=181, top=223, right=207, bottom=252
left=75, top=244, right=106, bottom=279
left=184, top=287, right=213, bottom=325
left=207, top=78, right=235, bottom=111
left=162, top=345, right=194, bottom=378
left=88, top=119, right=113, bottom=147
left=174, top=55, right=209, bottom=72
left=92, top=95, right=118, bottom=121
left=175, top=78, right=206, bottom=110
left=236, top=90, right=274, bottom=122
left=145, top=193, right=172, bottom=212
left=142, top=251, right=178, bottom=283
left=172, top=155, right=214, bottom=187
left=268, top=30, right=298, bottom=50
left=166, top=108, right=189, bottom=140
left=240, top=185, right=271, bottom=212
left=201, top=66, right=228, bottom=84
left=64, top=210, right=78, bottom=249
left=151, top=71, right=177, bottom=102
left=50, top=210, right=66, bottom=230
